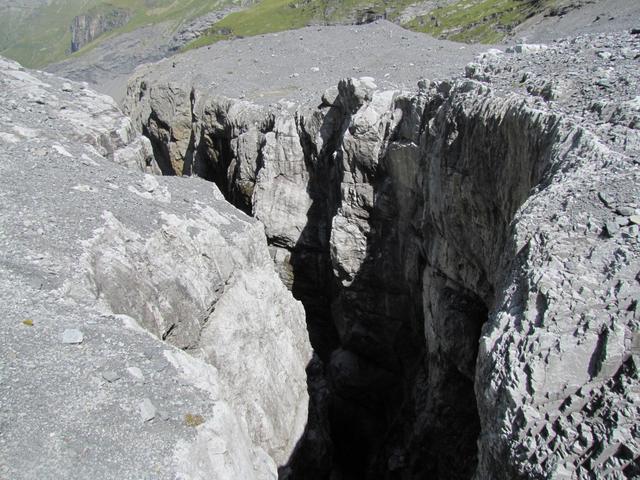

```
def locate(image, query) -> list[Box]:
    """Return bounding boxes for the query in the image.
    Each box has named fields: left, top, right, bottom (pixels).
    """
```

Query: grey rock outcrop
left=124, top=30, right=640, bottom=479
left=70, top=7, right=131, bottom=52
left=0, top=56, right=311, bottom=479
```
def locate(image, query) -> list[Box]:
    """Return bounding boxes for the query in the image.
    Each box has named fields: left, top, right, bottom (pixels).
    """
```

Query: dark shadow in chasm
left=278, top=86, right=564, bottom=480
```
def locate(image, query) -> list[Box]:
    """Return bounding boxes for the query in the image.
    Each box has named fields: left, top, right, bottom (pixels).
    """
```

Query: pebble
left=616, top=206, right=635, bottom=216
left=102, top=370, right=121, bottom=383
left=139, top=398, right=156, bottom=422
left=616, top=216, right=629, bottom=227
left=61, top=328, right=84, bottom=344
left=630, top=215, right=640, bottom=225
left=597, top=191, right=613, bottom=207
left=127, top=366, right=145, bottom=381
left=61, top=82, right=73, bottom=92
left=605, top=221, right=619, bottom=237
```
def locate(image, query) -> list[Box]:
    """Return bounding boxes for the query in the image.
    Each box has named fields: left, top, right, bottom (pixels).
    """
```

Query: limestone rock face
left=70, top=7, right=131, bottom=53
left=0, top=56, right=311, bottom=480
left=124, top=30, right=640, bottom=479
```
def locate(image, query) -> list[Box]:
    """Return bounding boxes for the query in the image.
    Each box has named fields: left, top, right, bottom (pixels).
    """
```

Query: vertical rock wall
left=70, top=7, right=131, bottom=53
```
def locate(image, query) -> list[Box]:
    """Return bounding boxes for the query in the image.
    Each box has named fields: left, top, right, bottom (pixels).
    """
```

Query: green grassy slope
left=405, top=0, right=548, bottom=43
left=0, top=0, right=232, bottom=68
left=187, top=0, right=553, bottom=50
left=185, top=0, right=414, bottom=50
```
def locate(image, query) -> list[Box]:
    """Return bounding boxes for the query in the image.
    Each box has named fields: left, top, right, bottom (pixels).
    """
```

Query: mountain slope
left=186, top=0, right=555, bottom=49
left=0, top=0, right=604, bottom=70
left=0, top=0, right=237, bottom=68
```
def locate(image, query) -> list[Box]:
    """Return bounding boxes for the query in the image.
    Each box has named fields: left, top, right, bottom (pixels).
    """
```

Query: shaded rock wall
left=71, top=6, right=131, bottom=52
left=124, top=60, right=640, bottom=479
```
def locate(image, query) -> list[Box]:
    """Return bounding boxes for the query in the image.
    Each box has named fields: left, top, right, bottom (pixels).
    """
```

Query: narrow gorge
left=122, top=30, right=640, bottom=480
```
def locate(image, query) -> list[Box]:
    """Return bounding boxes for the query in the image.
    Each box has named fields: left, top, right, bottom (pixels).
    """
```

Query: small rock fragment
left=616, top=206, right=635, bottom=216
left=321, top=86, right=339, bottom=107
left=598, top=191, right=613, bottom=207
left=61, top=82, right=73, bottom=92
left=61, top=328, right=83, bottom=344
left=102, top=370, right=121, bottom=383
left=605, top=221, right=619, bottom=237
left=139, top=398, right=156, bottom=422
left=509, top=43, right=548, bottom=54
left=22, top=319, right=33, bottom=327
left=630, top=215, right=640, bottom=225
left=127, top=366, right=144, bottom=381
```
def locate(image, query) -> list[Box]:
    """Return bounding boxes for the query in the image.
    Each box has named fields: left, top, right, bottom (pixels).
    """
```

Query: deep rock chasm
left=123, top=37, right=640, bottom=479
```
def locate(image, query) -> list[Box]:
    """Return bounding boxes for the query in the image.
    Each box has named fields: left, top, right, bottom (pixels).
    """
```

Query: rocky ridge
left=124, top=30, right=640, bottom=478
left=0, top=56, right=311, bottom=479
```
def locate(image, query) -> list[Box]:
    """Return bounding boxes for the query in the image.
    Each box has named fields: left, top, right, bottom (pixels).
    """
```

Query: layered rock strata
left=0, top=56, right=311, bottom=479
left=124, top=31, right=640, bottom=479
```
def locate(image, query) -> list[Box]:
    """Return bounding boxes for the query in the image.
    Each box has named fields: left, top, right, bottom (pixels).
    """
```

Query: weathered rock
left=0, top=56, right=311, bottom=480
left=507, top=43, right=549, bottom=54
left=127, top=366, right=144, bottom=382
left=124, top=30, right=640, bottom=480
left=61, top=328, right=84, bottom=344
left=139, top=397, right=157, bottom=422
left=102, top=370, right=120, bottom=383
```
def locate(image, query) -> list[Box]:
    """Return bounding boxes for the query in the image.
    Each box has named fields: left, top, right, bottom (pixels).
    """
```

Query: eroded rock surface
left=125, top=31, right=640, bottom=479
left=0, top=56, right=311, bottom=479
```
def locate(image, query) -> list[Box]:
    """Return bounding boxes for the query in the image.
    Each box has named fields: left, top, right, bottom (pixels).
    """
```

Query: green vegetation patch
left=185, top=0, right=313, bottom=49
left=403, top=0, right=549, bottom=44
left=184, top=413, right=205, bottom=427
left=184, top=0, right=415, bottom=51
left=185, top=0, right=552, bottom=50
